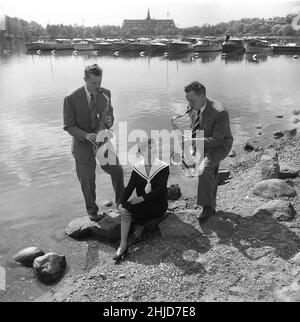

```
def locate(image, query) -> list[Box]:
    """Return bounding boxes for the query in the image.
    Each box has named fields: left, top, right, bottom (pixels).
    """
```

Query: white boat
left=194, top=39, right=222, bottom=52
left=245, top=39, right=273, bottom=53
left=72, top=39, right=96, bottom=51
left=167, top=40, right=194, bottom=52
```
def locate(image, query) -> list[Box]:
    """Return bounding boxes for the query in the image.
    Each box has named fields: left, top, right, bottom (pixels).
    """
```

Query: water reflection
left=245, top=53, right=270, bottom=64
left=221, top=52, right=245, bottom=64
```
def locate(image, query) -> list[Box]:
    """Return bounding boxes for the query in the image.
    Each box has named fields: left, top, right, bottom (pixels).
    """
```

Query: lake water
left=0, top=42, right=300, bottom=301
left=1, top=44, right=299, bottom=195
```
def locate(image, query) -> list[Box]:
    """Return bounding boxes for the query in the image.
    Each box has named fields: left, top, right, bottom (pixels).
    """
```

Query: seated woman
left=113, top=138, right=170, bottom=261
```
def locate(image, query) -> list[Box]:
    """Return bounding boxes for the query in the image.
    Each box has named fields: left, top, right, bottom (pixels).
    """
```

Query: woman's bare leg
left=117, top=211, right=131, bottom=255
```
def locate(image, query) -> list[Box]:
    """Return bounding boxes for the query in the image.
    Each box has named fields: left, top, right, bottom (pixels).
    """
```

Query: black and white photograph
left=0, top=0, right=300, bottom=306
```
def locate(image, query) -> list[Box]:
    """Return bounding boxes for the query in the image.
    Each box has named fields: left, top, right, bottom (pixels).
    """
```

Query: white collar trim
left=133, top=157, right=168, bottom=181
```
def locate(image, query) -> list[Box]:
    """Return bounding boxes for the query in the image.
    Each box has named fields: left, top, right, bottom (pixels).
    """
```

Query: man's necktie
left=191, top=110, right=203, bottom=155
left=90, top=92, right=99, bottom=131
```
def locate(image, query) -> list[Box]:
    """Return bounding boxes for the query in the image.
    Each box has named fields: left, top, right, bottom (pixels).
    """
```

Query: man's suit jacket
left=63, top=86, right=114, bottom=163
left=189, top=98, right=233, bottom=162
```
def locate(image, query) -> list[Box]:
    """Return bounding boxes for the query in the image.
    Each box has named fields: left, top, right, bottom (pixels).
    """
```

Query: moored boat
left=167, top=40, right=194, bottom=52
left=55, top=39, right=73, bottom=50
left=25, top=40, right=56, bottom=51
left=72, top=39, right=96, bottom=51
left=150, top=41, right=167, bottom=52
left=222, top=36, right=245, bottom=54
left=194, top=39, right=222, bottom=52
left=272, top=42, right=300, bottom=53
left=245, top=39, right=273, bottom=53
left=93, top=42, right=113, bottom=51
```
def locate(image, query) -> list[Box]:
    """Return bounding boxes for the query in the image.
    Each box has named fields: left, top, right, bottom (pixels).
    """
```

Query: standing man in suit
left=63, top=64, right=124, bottom=221
left=185, top=81, right=233, bottom=221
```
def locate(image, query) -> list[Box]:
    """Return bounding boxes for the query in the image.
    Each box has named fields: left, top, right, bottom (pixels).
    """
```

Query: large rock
left=260, top=152, right=280, bottom=180
left=13, top=247, right=45, bottom=268
left=92, top=211, right=121, bottom=240
left=279, top=163, right=299, bottom=179
left=253, top=179, right=296, bottom=199
left=144, top=212, right=170, bottom=232
left=167, top=184, right=182, bottom=200
left=243, top=137, right=275, bottom=152
left=253, top=200, right=296, bottom=221
left=159, top=212, right=202, bottom=238
left=33, top=252, right=66, bottom=284
left=65, top=216, right=99, bottom=239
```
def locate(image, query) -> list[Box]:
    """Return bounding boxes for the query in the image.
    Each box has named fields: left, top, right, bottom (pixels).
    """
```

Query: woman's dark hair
left=184, top=81, right=206, bottom=96
left=84, top=64, right=103, bottom=78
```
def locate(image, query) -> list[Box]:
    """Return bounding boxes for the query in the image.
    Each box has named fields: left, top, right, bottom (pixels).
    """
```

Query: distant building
left=122, top=9, right=176, bottom=30
left=265, top=17, right=287, bottom=25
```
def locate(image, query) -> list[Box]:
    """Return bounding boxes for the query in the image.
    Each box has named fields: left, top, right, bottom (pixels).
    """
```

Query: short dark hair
left=84, top=64, right=103, bottom=78
left=184, top=81, right=206, bottom=96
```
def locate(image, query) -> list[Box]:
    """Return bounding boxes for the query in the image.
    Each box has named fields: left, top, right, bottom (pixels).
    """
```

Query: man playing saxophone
left=184, top=81, right=233, bottom=222
left=63, top=64, right=124, bottom=222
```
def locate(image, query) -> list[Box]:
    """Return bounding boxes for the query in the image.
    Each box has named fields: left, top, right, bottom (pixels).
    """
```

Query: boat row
left=222, top=35, right=300, bottom=54
left=25, top=36, right=300, bottom=54
left=25, top=37, right=225, bottom=53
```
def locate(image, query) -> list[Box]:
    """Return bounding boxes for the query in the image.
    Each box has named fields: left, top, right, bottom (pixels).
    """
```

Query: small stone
left=276, top=115, right=284, bottom=118
left=253, top=179, right=296, bottom=199
left=273, top=131, right=284, bottom=139
left=100, top=273, right=107, bottom=280
left=20, top=277, right=26, bottom=281
left=13, top=247, right=45, bottom=268
left=292, top=118, right=300, bottom=124
left=228, top=150, right=236, bottom=157
left=28, top=296, right=35, bottom=301
left=279, top=164, right=299, bottom=179
left=119, top=274, right=126, bottom=279
left=103, top=200, right=113, bottom=207
left=33, top=252, right=67, bottom=285
left=256, top=125, right=263, bottom=129
left=260, top=152, right=280, bottom=180
left=283, top=128, right=297, bottom=137
left=167, top=184, right=182, bottom=200
left=292, top=109, right=300, bottom=116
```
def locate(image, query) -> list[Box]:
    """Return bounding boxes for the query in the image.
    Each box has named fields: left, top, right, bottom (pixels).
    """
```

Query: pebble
left=20, top=277, right=26, bottom=281
left=100, top=273, right=107, bottom=280
left=28, top=296, right=35, bottom=301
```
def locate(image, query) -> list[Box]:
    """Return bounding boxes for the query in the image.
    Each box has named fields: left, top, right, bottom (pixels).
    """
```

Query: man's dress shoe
left=197, top=206, right=215, bottom=222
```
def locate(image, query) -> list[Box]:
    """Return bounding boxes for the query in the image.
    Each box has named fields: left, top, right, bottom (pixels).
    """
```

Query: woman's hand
left=128, top=196, right=144, bottom=205
left=117, top=204, right=128, bottom=215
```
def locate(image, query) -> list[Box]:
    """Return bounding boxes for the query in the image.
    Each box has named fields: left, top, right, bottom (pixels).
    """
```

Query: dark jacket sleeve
left=204, top=110, right=230, bottom=149
left=120, top=170, right=137, bottom=207
left=142, top=167, right=170, bottom=203
left=63, top=95, right=88, bottom=142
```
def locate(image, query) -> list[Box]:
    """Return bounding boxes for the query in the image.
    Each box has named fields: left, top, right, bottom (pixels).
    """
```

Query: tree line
left=2, top=14, right=300, bottom=40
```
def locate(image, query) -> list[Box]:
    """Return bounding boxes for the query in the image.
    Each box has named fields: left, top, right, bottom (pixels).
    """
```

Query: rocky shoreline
left=29, top=129, right=300, bottom=302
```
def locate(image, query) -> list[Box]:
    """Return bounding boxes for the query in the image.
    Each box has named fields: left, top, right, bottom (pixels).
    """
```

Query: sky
left=0, top=0, right=300, bottom=28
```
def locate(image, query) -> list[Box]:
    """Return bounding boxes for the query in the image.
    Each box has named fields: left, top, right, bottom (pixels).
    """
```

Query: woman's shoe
left=112, top=246, right=128, bottom=261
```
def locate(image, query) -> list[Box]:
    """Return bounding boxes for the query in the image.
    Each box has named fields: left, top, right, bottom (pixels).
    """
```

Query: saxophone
left=94, top=89, right=115, bottom=162
left=171, top=106, right=197, bottom=176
